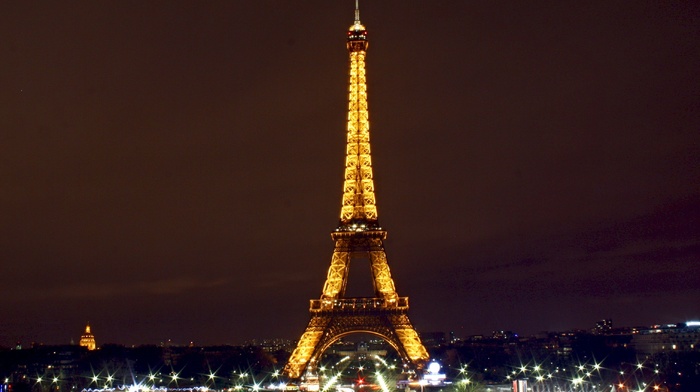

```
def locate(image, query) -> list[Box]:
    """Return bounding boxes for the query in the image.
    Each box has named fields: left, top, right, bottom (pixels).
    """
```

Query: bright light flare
left=374, top=372, right=391, bottom=392
left=374, top=355, right=388, bottom=367
left=128, top=384, right=148, bottom=392
left=321, top=373, right=340, bottom=392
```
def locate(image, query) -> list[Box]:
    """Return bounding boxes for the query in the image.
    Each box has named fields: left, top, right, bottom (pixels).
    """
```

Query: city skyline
left=12, top=317, right=700, bottom=349
left=1, top=1, right=698, bottom=347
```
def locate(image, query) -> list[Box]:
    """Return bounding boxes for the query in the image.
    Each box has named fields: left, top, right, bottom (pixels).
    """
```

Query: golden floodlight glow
left=79, top=323, right=97, bottom=351
left=283, top=5, right=428, bottom=380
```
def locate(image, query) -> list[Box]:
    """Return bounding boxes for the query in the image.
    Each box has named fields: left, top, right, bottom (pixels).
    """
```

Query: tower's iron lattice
left=283, top=7, right=429, bottom=380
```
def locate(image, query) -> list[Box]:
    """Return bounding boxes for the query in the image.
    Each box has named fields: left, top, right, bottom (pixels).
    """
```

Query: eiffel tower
left=283, top=3, right=429, bottom=380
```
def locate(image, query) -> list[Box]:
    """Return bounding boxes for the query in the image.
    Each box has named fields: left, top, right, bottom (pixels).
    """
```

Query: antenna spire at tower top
left=347, top=0, right=368, bottom=50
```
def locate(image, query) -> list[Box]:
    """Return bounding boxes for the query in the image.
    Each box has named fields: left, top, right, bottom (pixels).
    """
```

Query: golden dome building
left=79, top=323, right=97, bottom=350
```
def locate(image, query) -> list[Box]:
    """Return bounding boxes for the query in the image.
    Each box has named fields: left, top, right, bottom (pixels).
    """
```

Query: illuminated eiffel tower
left=283, top=3, right=429, bottom=380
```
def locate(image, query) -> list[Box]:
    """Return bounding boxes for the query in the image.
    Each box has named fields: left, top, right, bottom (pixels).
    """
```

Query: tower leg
left=284, top=315, right=331, bottom=379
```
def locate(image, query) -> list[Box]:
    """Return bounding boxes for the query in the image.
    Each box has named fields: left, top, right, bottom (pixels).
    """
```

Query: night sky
left=2, top=1, right=699, bottom=348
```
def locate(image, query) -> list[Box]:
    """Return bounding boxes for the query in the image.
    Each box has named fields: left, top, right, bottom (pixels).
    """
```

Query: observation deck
left=310, top=297, right=409, bottom=313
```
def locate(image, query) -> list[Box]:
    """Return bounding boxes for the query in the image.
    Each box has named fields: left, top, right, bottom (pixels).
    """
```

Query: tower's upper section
left=347, top=4, right=368, bottom=53
left=347, top=23, right=368, bottom=52
left=338, top=2, right=379, bottom=232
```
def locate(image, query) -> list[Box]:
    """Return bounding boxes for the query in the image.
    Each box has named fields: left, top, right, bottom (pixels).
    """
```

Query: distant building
left=332, top=340, right=387, bottom=359
left=79, top=323, right=97, bottom=350
left=244, top=338, right=294, bottom=353
left=491, top=330, right=517, bottom=340
left=633, top=322, right=700, bottom=356
left=420, top=332, right=446, bottom=348
left=594, top=319, right=613, bottom=334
